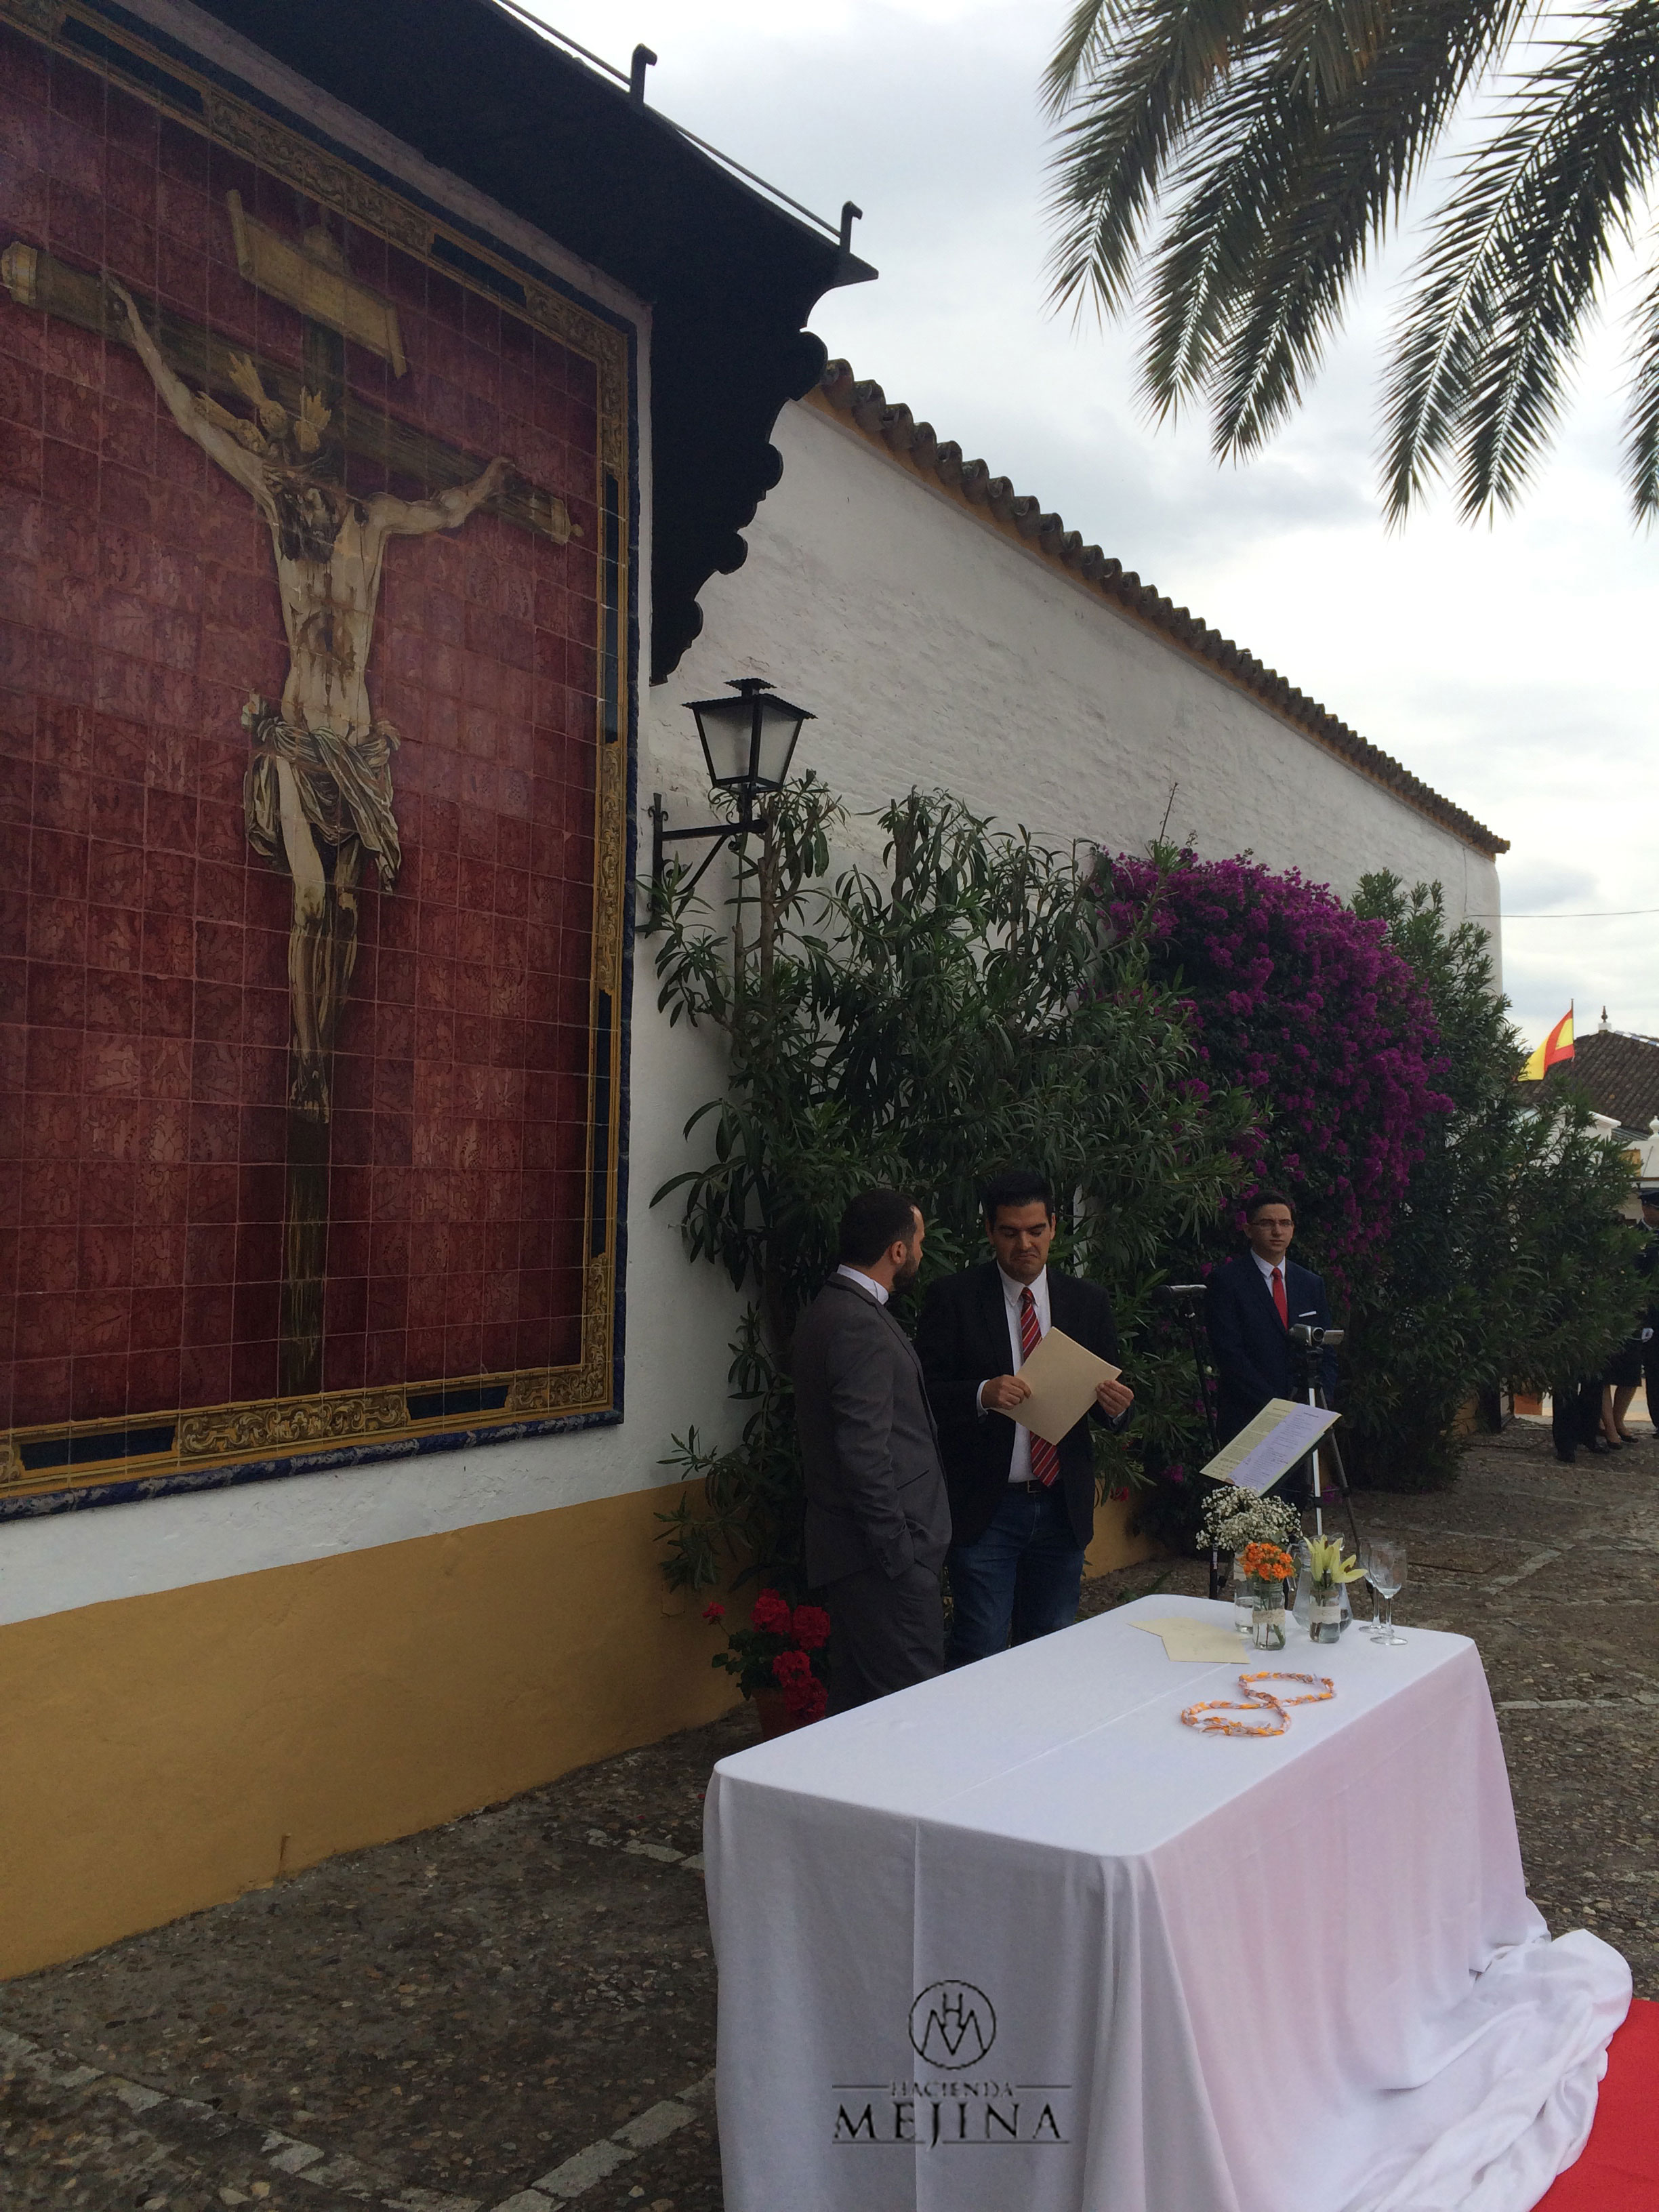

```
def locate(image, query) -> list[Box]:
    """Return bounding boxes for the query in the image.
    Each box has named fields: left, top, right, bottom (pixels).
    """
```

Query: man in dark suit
left=1204, top=1190, right=1338, bottom=1461
left=794, top=1188, right=952, bottom=1713
left=916, top=1168, right=1134, bottom=1666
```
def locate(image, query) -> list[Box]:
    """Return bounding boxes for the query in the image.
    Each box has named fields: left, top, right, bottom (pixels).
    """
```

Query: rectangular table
left=705, top=1596, right=1630, bottom=2212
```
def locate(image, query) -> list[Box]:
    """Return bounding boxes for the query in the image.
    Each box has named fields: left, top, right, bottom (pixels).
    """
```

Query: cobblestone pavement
left=4, top=1418, right=1655, bottom=2210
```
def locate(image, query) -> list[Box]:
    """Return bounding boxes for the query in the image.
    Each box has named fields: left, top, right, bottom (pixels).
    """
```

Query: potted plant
left=703, top=1590, right=831, bottom=1735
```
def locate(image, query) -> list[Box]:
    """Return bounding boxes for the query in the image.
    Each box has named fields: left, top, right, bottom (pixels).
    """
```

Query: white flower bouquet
left=1197, top=1483, right=1302, bottom=1556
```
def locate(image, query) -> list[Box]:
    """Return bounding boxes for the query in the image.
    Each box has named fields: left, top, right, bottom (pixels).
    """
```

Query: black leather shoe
left=1555, top=1447, right=1577, bottom=1464
left=1587, top=1436, right=1612, bottom=1454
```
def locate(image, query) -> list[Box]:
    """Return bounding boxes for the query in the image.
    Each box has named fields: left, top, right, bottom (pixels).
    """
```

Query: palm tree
left=1043, top=0, right=1659, bottom=521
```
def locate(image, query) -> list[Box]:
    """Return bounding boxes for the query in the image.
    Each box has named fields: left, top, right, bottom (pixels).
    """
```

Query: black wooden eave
left=188, top=0, right=876, bottom=679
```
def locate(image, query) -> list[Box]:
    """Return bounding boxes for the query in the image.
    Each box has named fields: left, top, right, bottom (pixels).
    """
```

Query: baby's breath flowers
left=1198, top=1482, right=1301, bottom=1556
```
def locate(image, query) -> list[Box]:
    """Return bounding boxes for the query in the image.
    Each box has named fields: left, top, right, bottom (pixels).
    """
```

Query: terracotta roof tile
left=1543, top=1029, right=1659, bottom=1132
left=808, top=360, right=1508, bottom=859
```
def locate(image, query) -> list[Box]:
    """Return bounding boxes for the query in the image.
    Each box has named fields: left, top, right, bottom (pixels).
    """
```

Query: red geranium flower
left=750, top=1590, right=792, bottom=1634
left=772, top=1647, right=812, bottom=1687
left=701, top=1601, right=726, bottom=1623
left=791, top=1603, right=831, bottom=1651
left=783, top=1677, right=828, bottom=1722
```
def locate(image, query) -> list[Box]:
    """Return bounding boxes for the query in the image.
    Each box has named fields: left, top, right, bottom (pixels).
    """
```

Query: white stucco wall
left=644, top=396, right=1504, bottom=934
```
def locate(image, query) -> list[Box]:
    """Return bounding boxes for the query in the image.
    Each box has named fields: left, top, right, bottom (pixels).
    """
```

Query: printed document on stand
left=1201, top=1398, right=1340, bottom=1492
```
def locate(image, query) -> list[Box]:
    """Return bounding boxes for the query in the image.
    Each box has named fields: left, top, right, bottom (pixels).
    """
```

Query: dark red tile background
left=0, top=28, right=602, bottom=1429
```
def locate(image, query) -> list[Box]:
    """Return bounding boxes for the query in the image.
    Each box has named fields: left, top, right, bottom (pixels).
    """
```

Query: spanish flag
left=1519, top=1005, right=1574, bottom=1082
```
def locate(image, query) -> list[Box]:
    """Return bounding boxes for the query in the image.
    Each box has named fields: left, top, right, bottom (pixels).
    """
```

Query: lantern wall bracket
left=644, top=675, right=815, bottom=932
left=647, top=790, right=757, bottom=922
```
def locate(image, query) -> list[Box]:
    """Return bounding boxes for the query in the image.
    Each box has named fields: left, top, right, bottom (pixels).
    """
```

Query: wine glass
left=1364, top=1540, right=1406, bottom=1645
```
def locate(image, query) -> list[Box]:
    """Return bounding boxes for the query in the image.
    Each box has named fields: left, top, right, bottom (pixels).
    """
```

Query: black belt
left=1008, top=1478, right=1057, bottom=1493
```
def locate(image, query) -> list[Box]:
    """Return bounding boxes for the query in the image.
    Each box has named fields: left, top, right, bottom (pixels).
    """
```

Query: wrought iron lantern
left=649, top=677, right=815, bottom=912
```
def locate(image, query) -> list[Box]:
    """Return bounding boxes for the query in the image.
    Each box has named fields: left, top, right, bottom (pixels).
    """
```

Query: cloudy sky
left=533, top=0, right=1658, bottom=1048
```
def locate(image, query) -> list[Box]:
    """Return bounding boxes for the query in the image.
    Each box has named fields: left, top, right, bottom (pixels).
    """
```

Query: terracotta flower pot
left=752, top=1687, right=812, bottom=1739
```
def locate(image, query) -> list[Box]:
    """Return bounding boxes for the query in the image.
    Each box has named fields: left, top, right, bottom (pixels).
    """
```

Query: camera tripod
left=1290, top=1329, right=1363, bottom=1556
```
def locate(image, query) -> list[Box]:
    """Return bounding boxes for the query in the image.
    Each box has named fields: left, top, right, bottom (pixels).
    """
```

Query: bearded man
left=792, top=1189, right=951, bottom=1713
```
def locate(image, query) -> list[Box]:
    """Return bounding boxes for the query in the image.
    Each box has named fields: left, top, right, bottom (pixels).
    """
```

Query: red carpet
left=1536, top=1997, right=1659, bottom=2210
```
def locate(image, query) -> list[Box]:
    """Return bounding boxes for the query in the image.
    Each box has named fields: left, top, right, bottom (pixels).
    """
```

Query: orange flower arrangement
left=1238, top=1540, right=1296, bottom=1584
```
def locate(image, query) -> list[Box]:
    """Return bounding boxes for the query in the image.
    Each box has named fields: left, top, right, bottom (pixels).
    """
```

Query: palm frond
left=1383, top=0, right=1659, bottom=520
left=1044, top=0, right=1267, bottom=318
left=1042, top=0, right=1137, bottom=117
left=1057, top=0, right=1537, bottom=446
left=1622, top=241, right=1659, bottom=516
left=1136, top=51, right=1315, bottom=413
left=1204, top=0, right=1518, bottom=452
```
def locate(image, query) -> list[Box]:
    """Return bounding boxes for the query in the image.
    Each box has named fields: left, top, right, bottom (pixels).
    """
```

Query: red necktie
left=1020, top=1287, right=1061, bottom=1487
left=1271, top=1266, right=1288, bottom=1328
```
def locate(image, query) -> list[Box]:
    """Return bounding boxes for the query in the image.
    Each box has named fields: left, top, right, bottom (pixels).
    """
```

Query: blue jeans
left=947, top=1483, right=1086, bottom=1666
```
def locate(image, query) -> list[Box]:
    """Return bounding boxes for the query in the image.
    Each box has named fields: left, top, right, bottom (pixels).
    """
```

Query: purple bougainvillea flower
left=1101, top=851, right=1448, bottom=1295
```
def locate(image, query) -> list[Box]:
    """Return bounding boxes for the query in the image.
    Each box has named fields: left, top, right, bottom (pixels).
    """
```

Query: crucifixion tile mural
left=0, top=0, right=634, bottom=1505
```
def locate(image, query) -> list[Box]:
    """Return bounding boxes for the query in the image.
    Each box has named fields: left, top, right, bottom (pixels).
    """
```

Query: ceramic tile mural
left=0, top=3, right=632, bottom=1502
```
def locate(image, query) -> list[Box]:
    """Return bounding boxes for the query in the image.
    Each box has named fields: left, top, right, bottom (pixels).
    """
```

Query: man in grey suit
left=794, top=1189, right=951, bottom=1713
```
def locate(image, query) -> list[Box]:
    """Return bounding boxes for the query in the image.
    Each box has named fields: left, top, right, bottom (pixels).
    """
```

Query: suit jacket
left=915, top=1263, right=1126, bottom=1553
left=1205, top=1252, right=1336, bottom=1443
left=794, top=1274, right=951, bottom=1588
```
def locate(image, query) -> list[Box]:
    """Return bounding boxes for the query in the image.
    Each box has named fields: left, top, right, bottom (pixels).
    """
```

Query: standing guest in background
left=916, top=1168, right=1134, bottom=1666
left=1204, top=1191, right=1338, bottom=1486
left=1551, top=1371, right=1605, bottom=1464
left=1600, top=1190, right=1659, bottom=1445
left=1640, top=1191, right=1659, bottom=1436
left=793, top=1189, right=951, bottom=1713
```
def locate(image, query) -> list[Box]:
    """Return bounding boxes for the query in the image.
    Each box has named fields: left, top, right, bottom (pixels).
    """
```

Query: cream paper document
left=1132, top=1615, right=1248, bottom=1661
left=1201, top=1397, right=1341, bottom=1492
left=1011, top=1325, right=1121, bottom=1446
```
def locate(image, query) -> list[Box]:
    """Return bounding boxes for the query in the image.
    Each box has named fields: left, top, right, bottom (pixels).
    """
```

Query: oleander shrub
left=650, top=785, right=1254, bottom=1593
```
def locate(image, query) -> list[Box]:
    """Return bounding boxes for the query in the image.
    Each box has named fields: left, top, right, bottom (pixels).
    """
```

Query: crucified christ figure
left=108, top=278, right=517, bottom=1120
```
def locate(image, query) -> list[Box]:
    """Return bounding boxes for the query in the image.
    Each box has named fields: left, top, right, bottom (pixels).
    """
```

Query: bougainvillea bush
left=1103, top=853, right=1640, bottom=1494
left=1097, top=849, right=1450, bottom=1294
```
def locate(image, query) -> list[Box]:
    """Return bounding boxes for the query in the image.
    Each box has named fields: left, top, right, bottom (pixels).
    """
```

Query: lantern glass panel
left=693, top=694, right=761, bottom=791
left=750, top=695, right=808, bottom=790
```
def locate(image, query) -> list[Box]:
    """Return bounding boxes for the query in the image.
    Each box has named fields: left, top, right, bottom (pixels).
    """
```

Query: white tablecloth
left=704, top=1595, right=1629, bottom=2212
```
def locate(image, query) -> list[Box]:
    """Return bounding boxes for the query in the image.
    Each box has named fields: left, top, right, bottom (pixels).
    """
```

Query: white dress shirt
left=977, top=1265, right=1050, bottom=1483
left=835, top=1263, right=888, bottom=1307
left=1253, top=1250, right=1288, bottom=1307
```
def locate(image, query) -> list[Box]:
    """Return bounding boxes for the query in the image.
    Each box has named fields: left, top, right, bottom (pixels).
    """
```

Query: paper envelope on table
left=1011, top=1325, right=1120, bottom=1446
left=1133, top=1616, right=1246, bottom=1662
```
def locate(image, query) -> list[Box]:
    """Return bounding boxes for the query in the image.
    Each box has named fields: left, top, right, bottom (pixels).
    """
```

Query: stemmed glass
left=1364, top=1540, right=1407, bottom=1645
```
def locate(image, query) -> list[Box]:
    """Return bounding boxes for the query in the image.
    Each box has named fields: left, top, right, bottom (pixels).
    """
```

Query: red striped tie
left=1020, top=1287, right=1061, bottom=1487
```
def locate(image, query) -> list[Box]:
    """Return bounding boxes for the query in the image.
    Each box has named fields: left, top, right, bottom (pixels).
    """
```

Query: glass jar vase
left=1308, top=1580, right=1349, bottom=1643
left=1243, top=1574, right=1288, bottom=1650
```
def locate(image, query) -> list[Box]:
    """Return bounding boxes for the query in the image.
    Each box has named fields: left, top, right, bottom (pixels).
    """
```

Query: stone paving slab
left=3, top=1418, right=1655, bottom=2210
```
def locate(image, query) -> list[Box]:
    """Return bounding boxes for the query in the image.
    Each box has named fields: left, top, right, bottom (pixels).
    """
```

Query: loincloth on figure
left=242, top=697, right=401, bottom=889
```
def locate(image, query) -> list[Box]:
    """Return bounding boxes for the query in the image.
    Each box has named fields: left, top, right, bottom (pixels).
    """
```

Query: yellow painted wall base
left=1084, top=1489, right=1165, bottom=1579
left=0, top=1483, right=737, bottom=1982
left=1, top=1482, right=1165, bottom=1981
